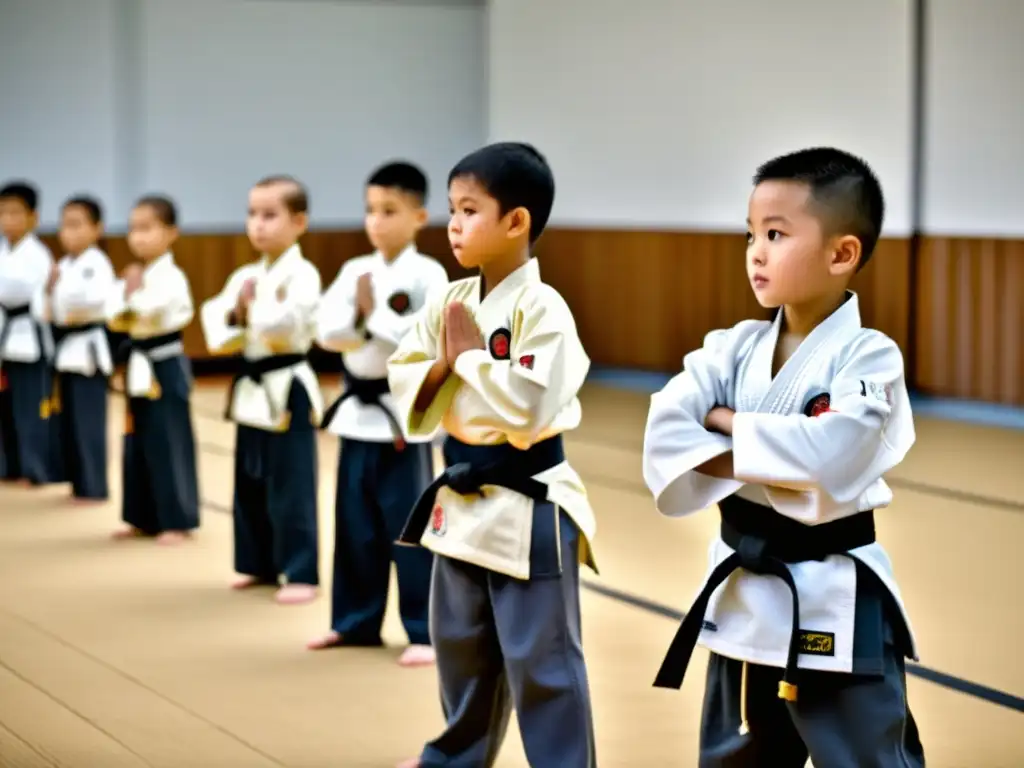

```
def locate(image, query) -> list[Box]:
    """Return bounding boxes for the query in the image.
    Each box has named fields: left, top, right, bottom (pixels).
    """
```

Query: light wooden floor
left=1, top=378, right=1022, bottom=767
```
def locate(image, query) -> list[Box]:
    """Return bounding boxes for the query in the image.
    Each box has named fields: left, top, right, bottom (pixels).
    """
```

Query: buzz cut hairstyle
left=135, top=195, right=178, bottom=228
left=448, top=142, right=555, bottom=244
left=0, top=181, right=39, bottom=213
left=753, top=147, right=885, bottom=269
left=254, top=175, right=309, bottom=215
left=63, top=196, right=103, bottom=225
left=367, top=161, right=429, bottom=206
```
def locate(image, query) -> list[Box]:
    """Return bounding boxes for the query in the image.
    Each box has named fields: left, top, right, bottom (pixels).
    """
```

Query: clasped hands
left=438, top=301, right=484, bottom=373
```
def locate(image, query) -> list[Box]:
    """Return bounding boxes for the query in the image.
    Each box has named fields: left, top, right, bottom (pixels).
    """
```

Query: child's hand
left=356, top=273, right=375, bottom=316
left=443, top=302, right=484, bottom=368
left=705, top=406, right=736, bottom=436
left=123, top=263, right=144, bottom=296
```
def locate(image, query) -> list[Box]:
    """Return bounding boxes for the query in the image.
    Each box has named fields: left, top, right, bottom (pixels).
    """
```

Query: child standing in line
left=310, top=161, right=448, bottom=666
left=107, top=195, right=200, bottom=544
left=42, top=196, right=116, bottom=502
left=0, top=181, right=61, bottom=486
left=200, top=175, right=323, bottom=605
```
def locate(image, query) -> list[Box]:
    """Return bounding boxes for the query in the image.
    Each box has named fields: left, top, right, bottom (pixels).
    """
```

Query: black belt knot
left=653, top=494, right=877, bottom=703
left=397, top=434, right=566, bottom=546
left=223, top=353, right=306, bottom=421
left=320, top=363, right=405, bottom=449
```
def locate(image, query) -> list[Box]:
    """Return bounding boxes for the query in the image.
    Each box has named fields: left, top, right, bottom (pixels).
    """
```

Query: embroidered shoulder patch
left=430, top=503, right=446, bottom=536
left=803, top=392, right=832, bottom=418
left=861, top=381, right=893, bottom=406
left=388, top=291, right=411, bottom=314
left=488, top=328, right=511, bottom=360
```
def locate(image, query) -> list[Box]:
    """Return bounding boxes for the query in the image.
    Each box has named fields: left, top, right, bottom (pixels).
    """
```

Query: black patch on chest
left=488, top=328, right=511, bottom=360
left=797, top=630, right=835, bottom=656
left=388, top=291, right=411, bottom=315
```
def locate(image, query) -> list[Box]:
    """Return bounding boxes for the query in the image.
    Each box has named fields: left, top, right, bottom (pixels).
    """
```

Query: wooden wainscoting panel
left=535, top=230, right=911, bottom=372
left=37, top=228, right=914, bottom=374
left=914, top=237, right=1024, bottom=405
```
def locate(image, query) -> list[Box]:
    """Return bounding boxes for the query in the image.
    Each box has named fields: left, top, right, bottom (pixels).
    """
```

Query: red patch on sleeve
left=518, top=354, right=535, bottom=370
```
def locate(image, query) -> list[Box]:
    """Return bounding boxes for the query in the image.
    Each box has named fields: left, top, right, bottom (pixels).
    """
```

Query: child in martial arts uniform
left=200, top=175, right=323, bottom=606
left=40, top=197, right=115, bottom=502
left=0, top=181, right=61, bottom=486
left=642, top=147, right=925, bottom=767
left=390, top=143, right=598, bottom=768
left=309, top=162, right=448, bottom=664
left=108, top=196, right=200, bottom=544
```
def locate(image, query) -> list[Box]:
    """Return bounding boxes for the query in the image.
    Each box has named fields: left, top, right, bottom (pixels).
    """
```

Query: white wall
left=921, top=0, right=1024, bottom=237
left=487, top=0, right=915, bottom=235
left=0, top=0, right=121, bottom=228
left=4, top=0, right=1022, bottom=237
left=0, top=0, right=486, bottom=230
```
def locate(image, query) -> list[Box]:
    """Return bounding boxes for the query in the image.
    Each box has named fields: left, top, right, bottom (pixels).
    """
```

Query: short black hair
left=367, top=161, right=428, bottom=205
left=63, top=196, right=103, bottom=225
left=448, top=142, right=555, bottom=244
left=135, top=195, right=178, bottom=227
left=753, top=147, right=885, bottom=268
left=0, top=181, right=39, bottom=213
left=254, top=175, right=309, bottom=215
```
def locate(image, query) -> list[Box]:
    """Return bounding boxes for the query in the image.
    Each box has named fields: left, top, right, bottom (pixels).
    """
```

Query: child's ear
left=829, top=235, right=861, bottom=276
left=505, top=206, right=531, bottom=240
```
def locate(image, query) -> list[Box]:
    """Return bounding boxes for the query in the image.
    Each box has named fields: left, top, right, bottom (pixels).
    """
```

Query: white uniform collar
left=143, top=251, right=174, bottom=276
left=261, top=242, right=303, bottom=278
left=4, top=231, right=40, bottom=253
left=374, top=243, right=418, bottom=268
left=479, top=257, right=540, bottom=305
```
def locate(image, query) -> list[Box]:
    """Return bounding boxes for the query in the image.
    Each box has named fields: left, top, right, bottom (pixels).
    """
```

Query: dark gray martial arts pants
left=419, top=504, right=595, bottom=768
left=700, top=647, right=925, bottom=767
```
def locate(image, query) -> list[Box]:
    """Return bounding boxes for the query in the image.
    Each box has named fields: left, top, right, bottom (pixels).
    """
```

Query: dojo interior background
left=0, top=0, right=1022, bottom=766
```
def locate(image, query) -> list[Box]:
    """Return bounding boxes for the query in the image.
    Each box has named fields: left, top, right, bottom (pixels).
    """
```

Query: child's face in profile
left=447, top=175, right=519, bottom=269
left=0, top=197, right=36, bottom=244
left=745, top=180, right=857, bottom=309
left=246, top=184, right=306, bottom=257
left=127, top=205, right=177, bottom=262
left=59, top=205, right=103, bottom=255
left=364, top=185, right=427, bottom=259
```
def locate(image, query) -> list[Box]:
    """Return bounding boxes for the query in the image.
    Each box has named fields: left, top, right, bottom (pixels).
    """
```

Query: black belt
left=0, top=303, right=36, bottom=360
left=114, top=330, right=183, bottom=365
left=52, top=320, right=106, bottom=350
left=397, top=434, right=566, bottom=546
left=321, top=366, right=405, bottom=449
left=223, top=353, right=306, bottom=421
left=653, top=494, right=877, bottom=702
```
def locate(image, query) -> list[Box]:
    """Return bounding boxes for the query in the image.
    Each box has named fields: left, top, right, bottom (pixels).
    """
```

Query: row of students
left=0, top=184, right=200, bottom=542
left=3, top=138, right=926, bottom=768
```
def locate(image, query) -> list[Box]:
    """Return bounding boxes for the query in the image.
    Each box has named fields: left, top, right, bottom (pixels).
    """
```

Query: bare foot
left=395, top=758, right=421, bottom=768
left=111, top=526, right=144, bottom=540
left=306, top=631, right=344, bottom=651
left=231, top=575, right=270, bottom=590
left=397, top=645, right=436, bottom=668
left=275, top=584, right=318, bottom=605
left=156, top=531, right=189, bottom=546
